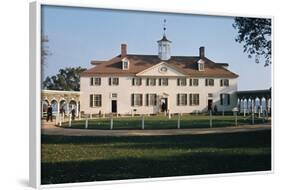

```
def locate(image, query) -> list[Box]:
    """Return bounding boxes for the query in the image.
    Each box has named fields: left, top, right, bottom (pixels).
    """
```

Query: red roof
left=81, top=54, right=239, bottom=78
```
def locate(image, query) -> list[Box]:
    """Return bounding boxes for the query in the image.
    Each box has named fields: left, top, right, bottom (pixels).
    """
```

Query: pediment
left=136, top=62, right=187, bottom=77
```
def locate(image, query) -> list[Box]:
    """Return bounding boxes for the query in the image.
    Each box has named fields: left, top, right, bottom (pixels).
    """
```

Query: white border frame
left=29, top=0, right=274, bottom=189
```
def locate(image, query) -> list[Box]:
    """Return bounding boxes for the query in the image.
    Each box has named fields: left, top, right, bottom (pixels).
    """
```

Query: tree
left=233, top=17, right=271, bottom=66
left=43, top=67, right=86, bottom=91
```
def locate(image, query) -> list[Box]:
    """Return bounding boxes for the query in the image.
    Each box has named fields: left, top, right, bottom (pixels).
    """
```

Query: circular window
left=159, top=66, right=168, bottom=73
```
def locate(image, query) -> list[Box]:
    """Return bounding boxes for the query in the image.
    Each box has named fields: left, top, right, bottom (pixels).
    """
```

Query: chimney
left=199, top=46, right=205, bottom=58
left=121, top=44, right=127, bottom=58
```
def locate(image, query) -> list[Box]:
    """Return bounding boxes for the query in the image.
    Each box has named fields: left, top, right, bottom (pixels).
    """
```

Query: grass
left=60, top=115, right=268, bottom=130
left=41, top=130, right=271, bottom=184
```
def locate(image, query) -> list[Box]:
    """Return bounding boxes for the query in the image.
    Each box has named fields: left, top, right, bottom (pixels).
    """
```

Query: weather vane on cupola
left=163, top=19, right=167, bottom=35
left=157, top=19, right=172, bottom=60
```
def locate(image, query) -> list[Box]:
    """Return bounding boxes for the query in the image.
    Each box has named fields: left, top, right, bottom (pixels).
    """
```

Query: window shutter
left=140, top=78, right=142, bottom=85
left=131, top=94, right=134, bottom=106
left=184, top=94, right=187, bottom=105
left=132, top=78, right=135, bottom=86
left=109, top=78, right=111, bottom=85
left=140, top=94, right=143, bottom=106
left=146, top=94, right=149, bottom=106
left=189, top=94, right=192, bottom=105
left=90, top=77, right=93, bottom=86
left=146, top=78, right=149, bottom=86
left=177, top=79, right=180, bottom=86
left=220, top=94, right=223, bottom=105
left=220, top=79, right=223, bottom=86
left=154, top=94, right=157, bottom=106
left=90, top=94, right=93, bottom=107
left=177, top=94, right=180, bottom=106
left=159, top=78, right=162, bottom=86
left=189, top=79, right=192, bottom=86
left=205, top=79, right=208, bottom=86
left=100, top=95, right=102, bottom=107
left=117, top=78, right=119, bottom=85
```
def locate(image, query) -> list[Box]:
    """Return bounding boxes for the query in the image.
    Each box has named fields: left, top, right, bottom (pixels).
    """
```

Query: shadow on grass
left=42, top=152, right=271, bottom=185
left=41, top=130, right=271, bottom=185
left=42, top=130, right=271, bottom=148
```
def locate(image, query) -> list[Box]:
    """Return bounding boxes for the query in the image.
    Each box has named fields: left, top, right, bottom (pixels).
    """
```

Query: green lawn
left=61, top=115, right=267, bottom=130
left=41, top=130, right=271, bottom=184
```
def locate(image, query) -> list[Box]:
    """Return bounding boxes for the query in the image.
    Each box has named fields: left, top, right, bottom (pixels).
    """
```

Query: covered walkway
left=237, top=88, right=271, bottom=115
left=41, top=90, right=81, bottom=118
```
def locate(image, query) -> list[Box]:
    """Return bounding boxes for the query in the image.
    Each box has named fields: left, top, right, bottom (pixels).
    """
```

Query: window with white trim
left=189, top=78, right=199, bottom=86
left=146, top=78, right=156, bottom=86
left=90, top=77, right=101, bottom=86
left=220, top=79, right=229, bottom=87
left=189, top=94, right=200, bottom=106
left=132, top=78, right=142, bottom=86
left=159, top=78, right=168, bottom=86
left=89, top=94, right=102, bottom=107
left=122, top=59, right=129, bottom=70
left=145, top=94, right=157, bottom=106
left=177, top=78, right=187, bottom=86
left=220, top=93, right=230, bottom=105
left=108, top=77, right=119, bottom=86
left=177, top=94, right=188, bottom=106
left=205, top=79, right=214, bottom=86
left=131, top=94, right=143, bottom=106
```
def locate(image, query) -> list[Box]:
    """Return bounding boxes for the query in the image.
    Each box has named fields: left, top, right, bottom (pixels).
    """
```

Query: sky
left=41, top=5, right=272, bottom=91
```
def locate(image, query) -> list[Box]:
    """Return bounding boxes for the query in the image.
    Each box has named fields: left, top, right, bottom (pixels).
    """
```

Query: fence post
left=110, top=115, right=113, bottom=130
left=177, top=114, right=180, bottom=129
left=85, top=117, right=88, bottom=129
left=62, top=112, right=65, bottom=122
left=69, top=114, right=72, bottom=127
left=142, top=115, right=144, bottom=130
left=235, top=111, right=238, bottom=127
left=209, top=111, right=212, bottom=128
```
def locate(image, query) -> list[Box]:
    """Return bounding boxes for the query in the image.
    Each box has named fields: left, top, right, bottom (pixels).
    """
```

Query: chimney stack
left=199, top=46, right=205, bottom=58
left=121, top=44, right=127, bottom=58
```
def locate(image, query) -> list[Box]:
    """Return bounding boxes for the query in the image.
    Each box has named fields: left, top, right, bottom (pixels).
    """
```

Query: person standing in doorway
left=71, top=108, right=76, bottom=120
left=46, top=105, right=53, bottom=122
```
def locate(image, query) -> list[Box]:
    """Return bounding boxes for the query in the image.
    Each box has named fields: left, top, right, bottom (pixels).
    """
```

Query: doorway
left=161, top=98, right=168, bottom=112
left=111, top=100, right=117, bottom=113
left=208, top=99, right=213, bottom=111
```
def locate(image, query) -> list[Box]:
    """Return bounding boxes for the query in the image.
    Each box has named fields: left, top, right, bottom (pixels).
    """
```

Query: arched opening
left=51, top=99, right=58, bottom=114
left=59, top=99, right=67, bottom=114
left=42, top=100, right=49, bottom=118
left=69, top=100, right=78, bottom=116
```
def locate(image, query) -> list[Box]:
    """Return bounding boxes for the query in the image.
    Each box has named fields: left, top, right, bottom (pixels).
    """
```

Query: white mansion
left=80, top=33, right=238, bottom=115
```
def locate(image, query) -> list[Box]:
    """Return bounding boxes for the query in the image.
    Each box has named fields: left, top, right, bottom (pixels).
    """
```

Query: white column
left=76, top=102, right=79, bottom=117
left=66, top=102, right=69, bottom=116
left=57, top=101, right=60, bottom=124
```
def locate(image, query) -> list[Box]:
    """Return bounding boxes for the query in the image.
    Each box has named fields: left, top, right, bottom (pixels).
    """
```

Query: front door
left=208, top=99, right=213, bottom=111
left=161, top=98, right=168, bottom=112
left=111, top=100, right=117, bottom=113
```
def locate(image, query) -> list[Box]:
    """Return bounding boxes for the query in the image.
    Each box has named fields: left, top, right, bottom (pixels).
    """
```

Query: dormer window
left=198, top=59, right=205, bottom=71
left=122, top=58, right=129, bottom=70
